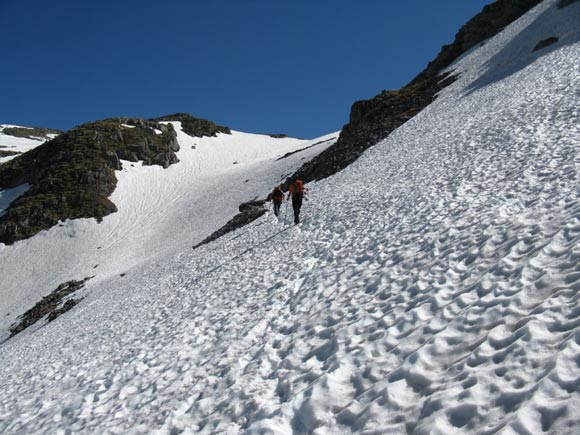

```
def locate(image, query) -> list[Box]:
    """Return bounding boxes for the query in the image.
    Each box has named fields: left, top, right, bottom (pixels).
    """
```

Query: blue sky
left=0, top=0, right=494, bottom=138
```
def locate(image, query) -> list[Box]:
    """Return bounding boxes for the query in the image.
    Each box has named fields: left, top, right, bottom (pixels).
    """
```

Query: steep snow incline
left=0, top=130, right=337, bottom=338
left=1, top=0, right=579, bottom=434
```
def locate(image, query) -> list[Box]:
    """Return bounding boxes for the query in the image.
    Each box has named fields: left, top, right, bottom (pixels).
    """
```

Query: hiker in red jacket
left=287, top=179, right=307, bottom=224
left=268, top=185, right=285, bottom=217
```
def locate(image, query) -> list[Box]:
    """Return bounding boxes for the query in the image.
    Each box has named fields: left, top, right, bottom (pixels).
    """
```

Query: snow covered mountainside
left=0, top=128, right=337, bottom=338
left=1, top=0, right=579, bottom=434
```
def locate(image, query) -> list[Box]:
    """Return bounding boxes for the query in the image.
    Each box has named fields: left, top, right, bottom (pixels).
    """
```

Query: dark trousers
left=292, top=195, right=303, bottom=224
left=273, top=199, right=282, bottom=216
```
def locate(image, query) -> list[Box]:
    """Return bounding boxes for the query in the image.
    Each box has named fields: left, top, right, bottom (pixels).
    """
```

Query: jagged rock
left=193, top=200, right=268, bottom=249
left=152, top=151, right=180, bottom=168
left=533, top=37, right=559, bottom=51
left=284, top=73, right=457, bottom=188
left=154, top=113, right=231, bottom=138
left=239, top=199, right=266, bottom=212
left=409, top=0, right=543, bottom=87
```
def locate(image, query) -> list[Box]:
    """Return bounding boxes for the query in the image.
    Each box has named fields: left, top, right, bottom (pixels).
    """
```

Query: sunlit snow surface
left=1, top=0, right=579, bottom=433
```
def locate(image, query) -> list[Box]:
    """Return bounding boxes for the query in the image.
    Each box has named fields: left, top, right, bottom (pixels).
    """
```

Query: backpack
left=290, top=181, right=305, bottom=197
left=272, top=188, right=284, bottom=200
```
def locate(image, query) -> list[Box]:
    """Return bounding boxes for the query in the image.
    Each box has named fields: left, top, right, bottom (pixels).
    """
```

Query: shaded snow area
left=0, top=0, right=579, bottom=434
left=0, top=184, right=30, bottom=218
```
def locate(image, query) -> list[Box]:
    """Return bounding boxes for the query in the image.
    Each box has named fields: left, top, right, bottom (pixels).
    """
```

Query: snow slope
left=0, top=128, right=337, bottom=338
left=1, top=0, right=579, bottom=433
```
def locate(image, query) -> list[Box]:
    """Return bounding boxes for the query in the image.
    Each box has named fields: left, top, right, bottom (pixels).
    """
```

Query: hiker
left=268, top=185, right=284, bottom=217
left=287, top=179, right=307, bottom=224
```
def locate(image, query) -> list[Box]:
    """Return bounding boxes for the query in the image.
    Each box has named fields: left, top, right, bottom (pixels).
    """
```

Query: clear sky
left=0, top=0, right=494, bottom=138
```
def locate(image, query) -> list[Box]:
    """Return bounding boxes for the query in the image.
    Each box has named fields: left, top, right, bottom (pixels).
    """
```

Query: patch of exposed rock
left=533, top=36, right=559, bottom=51
left=193, top=200, right=267, bottom=249
left=154, top=113, right=231, bottom=137
left=8, top=277, right=93, bottom=338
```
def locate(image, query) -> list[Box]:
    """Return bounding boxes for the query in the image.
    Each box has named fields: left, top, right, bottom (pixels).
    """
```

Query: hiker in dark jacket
left=268, top=185, right=284, bottom=217
left=287, top=179, right=306, bottom=224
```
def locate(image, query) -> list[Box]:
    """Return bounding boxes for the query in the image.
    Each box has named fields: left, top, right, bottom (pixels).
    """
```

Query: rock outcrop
left=8, top=277, right=93, bottom=338
left=193, top=200, right=268, bottom=249
left=154, top=113, right=231, bottom=137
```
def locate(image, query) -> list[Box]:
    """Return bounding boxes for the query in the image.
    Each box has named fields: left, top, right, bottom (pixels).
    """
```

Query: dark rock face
left=193, top=200, right=267, bottom=249
left=8, top=277, right=92, bottom=338
left=0, top=118, right=179, bottom=244
left=285, top=0, right=542, bottom=187
left=154, top=113, right=231, bottom=138
left=533, top=37, right=559, bottom=51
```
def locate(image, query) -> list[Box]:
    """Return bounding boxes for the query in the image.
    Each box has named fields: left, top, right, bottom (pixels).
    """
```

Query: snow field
left=0, top=0, right=579, bottom=433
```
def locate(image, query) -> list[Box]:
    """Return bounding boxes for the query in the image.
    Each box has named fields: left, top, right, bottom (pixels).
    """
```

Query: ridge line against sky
left=0, top=0, right=494, bottom=138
